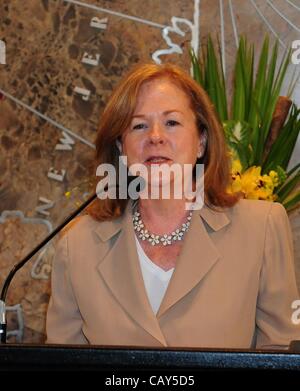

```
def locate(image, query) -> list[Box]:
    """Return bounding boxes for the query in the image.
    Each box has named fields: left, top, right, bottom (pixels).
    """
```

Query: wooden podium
left=0, top=343, right=300, bottom=371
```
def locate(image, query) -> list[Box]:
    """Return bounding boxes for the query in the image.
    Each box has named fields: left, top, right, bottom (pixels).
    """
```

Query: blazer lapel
left=156, top=204, right=231, bottom=318
left=96, top=201, right=167, bottom=346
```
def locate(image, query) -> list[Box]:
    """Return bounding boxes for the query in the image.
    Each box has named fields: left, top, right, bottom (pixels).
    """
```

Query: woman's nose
left=148, top=123, right=165, bottom=144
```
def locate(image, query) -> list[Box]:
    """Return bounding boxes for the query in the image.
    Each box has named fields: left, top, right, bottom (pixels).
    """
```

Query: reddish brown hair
left=87, top=63, right=239, bottom=221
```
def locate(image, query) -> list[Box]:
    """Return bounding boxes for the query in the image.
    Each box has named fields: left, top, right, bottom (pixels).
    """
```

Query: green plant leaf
left=276, top=171, right=300, bottom=201
left=263, top=105, right=300, bottom=172
left=283, top=190, right=300, bottom=211
left=287, top=162, right=300, bottom=177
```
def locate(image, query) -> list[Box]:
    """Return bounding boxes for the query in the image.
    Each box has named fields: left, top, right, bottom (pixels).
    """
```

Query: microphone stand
left=0, top=192, right=97, bottom=343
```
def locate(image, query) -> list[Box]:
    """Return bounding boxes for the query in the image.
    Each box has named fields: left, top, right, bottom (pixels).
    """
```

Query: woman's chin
left=139, top=178, right=183, bottom=200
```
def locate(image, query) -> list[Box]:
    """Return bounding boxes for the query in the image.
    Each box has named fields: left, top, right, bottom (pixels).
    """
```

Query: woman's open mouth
left=144, top=156, right=172, bottom=165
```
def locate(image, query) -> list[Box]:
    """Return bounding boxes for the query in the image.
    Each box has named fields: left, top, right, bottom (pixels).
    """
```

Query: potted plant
left=190, top=36, right=300, bottom=211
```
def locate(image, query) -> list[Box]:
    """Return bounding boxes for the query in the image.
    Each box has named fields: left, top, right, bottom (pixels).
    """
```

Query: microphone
left=0, top=192, right=97, bottom=344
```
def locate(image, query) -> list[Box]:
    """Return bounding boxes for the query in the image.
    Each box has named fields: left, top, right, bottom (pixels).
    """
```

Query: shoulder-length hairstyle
left=87, top=63, right=239, bottom=221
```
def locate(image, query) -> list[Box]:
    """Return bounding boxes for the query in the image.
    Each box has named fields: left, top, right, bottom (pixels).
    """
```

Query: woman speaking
left=46, top=63, right=300, bottom=349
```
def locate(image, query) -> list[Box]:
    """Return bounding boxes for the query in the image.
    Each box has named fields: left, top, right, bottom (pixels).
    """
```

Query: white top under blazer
left=134, top=235, right=174, bottom=315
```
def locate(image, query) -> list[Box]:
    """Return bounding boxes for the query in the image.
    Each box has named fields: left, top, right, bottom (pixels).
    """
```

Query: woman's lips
left=144, top=157, right=172, bottom=165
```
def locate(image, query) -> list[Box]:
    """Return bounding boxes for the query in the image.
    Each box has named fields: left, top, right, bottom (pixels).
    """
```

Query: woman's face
left=121, top=77, right=203, bottom=189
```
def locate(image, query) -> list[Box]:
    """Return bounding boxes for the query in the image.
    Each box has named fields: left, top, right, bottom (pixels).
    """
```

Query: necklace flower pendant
left=132, top=209, right=192, bottom=246
left=149, top=234, right=160, bottom=246
left=138, top=229, right=150, bottom=241
left=134, top=219, right=144, bottom=231
left=182, top=221, right=190, bottom=231
left=161, top=234, right=172, bottom=246
left=171, top=229, right=184, bottom=241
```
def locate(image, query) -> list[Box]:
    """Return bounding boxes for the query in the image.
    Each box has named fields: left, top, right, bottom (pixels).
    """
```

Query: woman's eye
left=166, top=120, right=179, bottom=126
left=132, top=123, right=147, bottom=130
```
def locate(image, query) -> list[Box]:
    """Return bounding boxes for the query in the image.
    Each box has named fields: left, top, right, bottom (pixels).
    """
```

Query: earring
left=197, top=132, right=207, bottom=158
left=116, top=139, right=122, bottom=153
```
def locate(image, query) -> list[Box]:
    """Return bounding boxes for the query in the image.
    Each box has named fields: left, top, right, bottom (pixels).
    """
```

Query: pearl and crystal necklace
left=132, top=208, right=193, bottom=246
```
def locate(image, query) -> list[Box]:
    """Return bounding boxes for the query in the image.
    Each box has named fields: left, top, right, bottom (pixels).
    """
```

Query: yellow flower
left=228, top=163, right=280, bottom=201
left=229, top=175, right=242, bottom=193
left=231, top=159, right=242, bottom=175
left=239, top=166, right=261, bottom=198
left=268, top=170, right=280, bottom=187
left=227, top=158, right=243, bottom=194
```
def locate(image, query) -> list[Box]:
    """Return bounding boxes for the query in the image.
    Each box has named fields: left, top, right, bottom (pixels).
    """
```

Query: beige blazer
left=46, top=199, right=300, bottom=349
